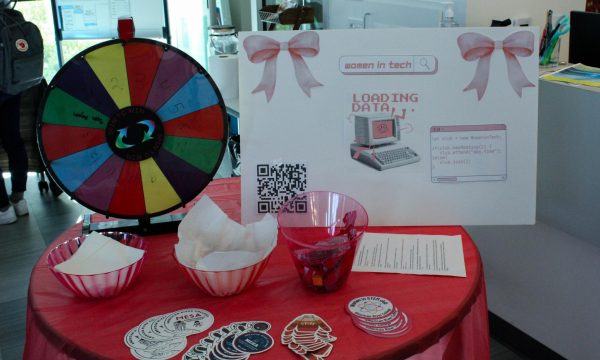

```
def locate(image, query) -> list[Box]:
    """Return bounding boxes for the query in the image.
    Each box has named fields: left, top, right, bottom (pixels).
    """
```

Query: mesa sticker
left=129, top=336, right=187, bottom=360
left=347, top=296, right=395, bottom=319
left=162, top=308, right=214, bottom=334
left=124, top=308, right=214, bottom=360
left=124, top=327, right=173, bottom=351
left=137, top=315, right=172, bottom=341
left=233, top=332, right=274, bottom=354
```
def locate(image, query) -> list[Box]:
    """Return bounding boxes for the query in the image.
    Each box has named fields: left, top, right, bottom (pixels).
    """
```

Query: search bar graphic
left=339, top=55, right=438, bottom=75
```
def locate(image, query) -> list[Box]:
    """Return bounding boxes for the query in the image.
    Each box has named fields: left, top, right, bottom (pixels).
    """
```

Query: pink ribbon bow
left=457, top=31, right=535, bottom=100
left=243, top=31, right=323, bottom=102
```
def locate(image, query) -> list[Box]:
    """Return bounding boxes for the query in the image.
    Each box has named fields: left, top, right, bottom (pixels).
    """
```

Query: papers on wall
left=541, top=63, right=600, bottom=88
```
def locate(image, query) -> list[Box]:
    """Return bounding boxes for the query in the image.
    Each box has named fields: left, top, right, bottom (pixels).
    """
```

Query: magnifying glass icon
left=419, top=57, right=430, bottom=71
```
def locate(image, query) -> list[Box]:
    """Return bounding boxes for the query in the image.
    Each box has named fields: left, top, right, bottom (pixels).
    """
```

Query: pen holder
left=540, top=38, right=560, bottom=67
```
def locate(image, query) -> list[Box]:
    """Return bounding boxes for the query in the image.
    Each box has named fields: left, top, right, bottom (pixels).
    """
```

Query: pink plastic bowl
left=175, top=252, right=272, bottom=297
left=47, top=232, right=146, bottom=299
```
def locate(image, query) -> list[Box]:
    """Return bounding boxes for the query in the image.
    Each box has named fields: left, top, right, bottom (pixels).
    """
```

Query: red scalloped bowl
left=47, top=232, right=146, bottom=299
left=175, top=252, right=272, bottom=297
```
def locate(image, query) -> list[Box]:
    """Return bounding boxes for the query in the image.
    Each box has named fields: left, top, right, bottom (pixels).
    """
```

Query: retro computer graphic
left=350, top=115, right=420, bottom=171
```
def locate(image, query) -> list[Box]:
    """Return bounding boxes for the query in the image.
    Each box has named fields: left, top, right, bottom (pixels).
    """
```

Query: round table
left=25, top=177, right=489, bottom=360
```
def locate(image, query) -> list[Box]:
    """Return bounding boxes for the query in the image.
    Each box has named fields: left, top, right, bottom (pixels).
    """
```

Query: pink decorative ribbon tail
left=243, top=31, right=323, bottom=102
left=457, top=31, right=535, bottom=100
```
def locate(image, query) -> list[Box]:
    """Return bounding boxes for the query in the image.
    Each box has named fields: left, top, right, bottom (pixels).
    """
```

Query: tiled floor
left=0, top=174, right=530, bottom=360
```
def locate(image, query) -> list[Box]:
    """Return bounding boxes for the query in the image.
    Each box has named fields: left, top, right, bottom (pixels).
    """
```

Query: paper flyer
left=238, top=27, right=539, bottom=226
left=352, top=233, right=466, bottom=277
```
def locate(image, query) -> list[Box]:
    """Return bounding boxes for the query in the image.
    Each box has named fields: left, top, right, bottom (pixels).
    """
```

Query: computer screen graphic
left=350, top=115, right=420, bottom=171
left=372, top=119, right=395, bottom=139
left=354, top=116, right=399, bottom=146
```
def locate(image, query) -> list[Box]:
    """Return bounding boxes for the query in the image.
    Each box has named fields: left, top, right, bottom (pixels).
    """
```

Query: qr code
left=257, top=163, right=307, bottom=214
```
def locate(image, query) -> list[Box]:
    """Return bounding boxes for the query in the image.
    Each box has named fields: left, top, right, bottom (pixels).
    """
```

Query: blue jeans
left=0, top=92, right=28, bottom=207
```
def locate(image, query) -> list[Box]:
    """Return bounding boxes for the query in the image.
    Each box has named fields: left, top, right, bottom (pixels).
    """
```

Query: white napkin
left=175, top=195, right=277, bottom=271
left=54, top=232, right=144, bottom=275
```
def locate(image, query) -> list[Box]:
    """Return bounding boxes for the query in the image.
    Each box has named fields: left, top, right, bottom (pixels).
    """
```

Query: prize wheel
left=37, top=39, right=228, bottom=219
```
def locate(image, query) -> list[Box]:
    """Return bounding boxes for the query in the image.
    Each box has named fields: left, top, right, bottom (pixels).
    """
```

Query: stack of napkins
left=54, top=232, right=145, bottom=275
left=175, top=196, right=277, bottom=271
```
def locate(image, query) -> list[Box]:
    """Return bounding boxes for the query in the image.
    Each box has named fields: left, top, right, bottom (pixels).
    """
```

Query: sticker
left=183, top=344, right=209, bottom=359
left=353, top=307, right=401, bottom=327
left=232, top=332, right=274, bottom=354
left=137, top=315, right=173, bottom=341
left=355, top=311, right=411, bottom=338
left=347, top=296, right=395, bottom=320
left=281, top=314, right=336, bottom=359
left=221, top=334, right=244, bottom=355
left=250, top=321, right=271, bottom=332
left=162, top=308, right=214, bottom=335
left=124, top=327, right=174, bottom=351
left=129, top=336, right=187, bottom=359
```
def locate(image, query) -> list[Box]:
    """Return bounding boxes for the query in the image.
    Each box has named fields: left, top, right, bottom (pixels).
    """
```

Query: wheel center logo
left=115, top=119, right=157, bottom=149
left=106, top=107, right=164, bottom=161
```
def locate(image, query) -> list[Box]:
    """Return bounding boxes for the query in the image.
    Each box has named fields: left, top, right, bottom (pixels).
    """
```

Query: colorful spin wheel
left=37, top=39, right=228, bottom=219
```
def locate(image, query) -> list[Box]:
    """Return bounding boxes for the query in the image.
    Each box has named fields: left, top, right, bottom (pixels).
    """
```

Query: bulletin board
left=55, top=0, right=166, bottom=39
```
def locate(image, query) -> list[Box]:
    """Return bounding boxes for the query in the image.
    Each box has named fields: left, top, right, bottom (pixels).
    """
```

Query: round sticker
left=137, top=315, right=173, bottom=341
left=354, top=308, right=403, bottom=329
left=130, top=337, right=187, bottom=359
left=347, top=296, right=395, bottom=320
left=124, top=327, right=175, bottom=350
left=357, top=312, right=411, bottom=338
left=221, top=334, right=243, bottom=355
left=232, top=332, right=274, bottom=354
left=251, top=321, right=271, bottom=332
left=163, top=308, right=214, bottom=335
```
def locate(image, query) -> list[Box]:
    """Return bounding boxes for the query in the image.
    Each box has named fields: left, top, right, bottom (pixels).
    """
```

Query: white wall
left=230, top=0, right=252, bottom=31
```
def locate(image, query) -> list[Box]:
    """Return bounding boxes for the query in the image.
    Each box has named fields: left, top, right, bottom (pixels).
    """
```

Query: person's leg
left=0, top=95, right=11, bottom=209
left=0, top=166, right=9, bottom=209
left=0, top=170, right=16, bottom=224
left=0, top=93, right=28, bottom=216
left=3, top=94, right=28, bottom=192
left=0, top=97, right=17, bottom=224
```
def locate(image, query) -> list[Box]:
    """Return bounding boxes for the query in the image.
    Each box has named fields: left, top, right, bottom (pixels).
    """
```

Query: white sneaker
left=0, top=206, right=17, bottom=225
left=11, top=199, right=29, bottom=216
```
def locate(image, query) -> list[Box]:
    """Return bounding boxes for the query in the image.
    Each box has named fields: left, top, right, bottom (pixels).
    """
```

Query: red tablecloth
left=25, top=177, right=489, bottom=360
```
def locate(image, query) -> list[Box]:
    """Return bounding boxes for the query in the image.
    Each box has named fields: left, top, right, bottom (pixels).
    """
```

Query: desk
left=25, top=177, right=489, bottom=360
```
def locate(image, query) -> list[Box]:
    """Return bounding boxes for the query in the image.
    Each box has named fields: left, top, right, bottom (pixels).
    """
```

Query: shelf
left=258, top=5, right=314, bottom=30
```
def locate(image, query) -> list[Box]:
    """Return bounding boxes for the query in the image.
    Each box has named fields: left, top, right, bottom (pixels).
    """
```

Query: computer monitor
left=354, top=115, right=399, bottom=146
left=569, top=11, right=600, bottom=67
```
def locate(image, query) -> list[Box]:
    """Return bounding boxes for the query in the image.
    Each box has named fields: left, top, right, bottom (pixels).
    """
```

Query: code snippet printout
left=430, top=124, right=507, bottom=183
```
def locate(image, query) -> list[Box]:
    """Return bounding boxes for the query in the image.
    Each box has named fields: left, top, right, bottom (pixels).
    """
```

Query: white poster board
left=239, top=27, right=538, bottom=226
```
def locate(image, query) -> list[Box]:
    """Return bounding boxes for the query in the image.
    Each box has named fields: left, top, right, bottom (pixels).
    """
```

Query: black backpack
left=0, top=7, right=43, bottom=94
